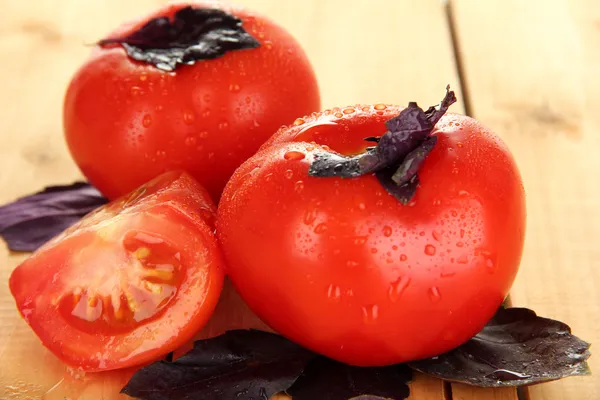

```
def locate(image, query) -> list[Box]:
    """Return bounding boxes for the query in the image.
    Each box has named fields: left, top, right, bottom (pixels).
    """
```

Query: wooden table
left=0, top=0, right=598, bottom=399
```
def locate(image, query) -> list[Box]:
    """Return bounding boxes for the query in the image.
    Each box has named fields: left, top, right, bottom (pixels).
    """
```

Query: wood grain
left=452, top=385, right=518, bottom=400
left=450, top=1, right=600, bottom=399
left=0, top=0, right=462, bottom=399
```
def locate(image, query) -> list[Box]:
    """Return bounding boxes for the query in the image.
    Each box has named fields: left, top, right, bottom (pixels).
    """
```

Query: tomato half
left=9, top=171, right=224, bottom=371
left=63, top=1, right=320, bottom=201
left=217, top=104, right=526, bottom=366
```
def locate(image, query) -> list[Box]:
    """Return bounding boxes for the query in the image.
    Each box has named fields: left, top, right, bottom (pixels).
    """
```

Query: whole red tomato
left=64, top=2, right=320, bottom=201
left=217, top=94, right=526, bottom=366
left=10, top=171, right=224, bottom=371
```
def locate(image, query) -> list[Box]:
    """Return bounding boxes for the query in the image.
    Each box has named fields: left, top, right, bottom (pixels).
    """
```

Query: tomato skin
left=63, top=1, right=320, bottom=201
left=217, top=105, right=526, bottom=366
left=9, top=171, right=224, bottom=371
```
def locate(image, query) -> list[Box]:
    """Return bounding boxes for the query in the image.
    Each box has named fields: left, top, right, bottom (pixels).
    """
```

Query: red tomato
left=9, top=171, right=224, bottom=371
left=217, top=105, right=526, bottom=366
left=63, top=1, right=320, bottom=201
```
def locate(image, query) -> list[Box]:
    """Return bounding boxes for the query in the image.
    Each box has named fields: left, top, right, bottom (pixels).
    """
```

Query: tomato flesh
left=217, top=105, right=526, bottom=366
left=10, top=171, right=224, bottom=371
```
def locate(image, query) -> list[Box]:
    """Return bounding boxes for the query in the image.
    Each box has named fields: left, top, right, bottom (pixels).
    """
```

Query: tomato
left=9, top=171, right=225, bottom=371
left=63, top=1, right=320, bottom=202
left=217, top=104, right=526, bottom=366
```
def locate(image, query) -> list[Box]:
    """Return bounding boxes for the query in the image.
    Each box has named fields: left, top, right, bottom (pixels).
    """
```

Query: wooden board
left=0, top=0, right=465, bottom=399
left=450, top=1, right=600, bottom=399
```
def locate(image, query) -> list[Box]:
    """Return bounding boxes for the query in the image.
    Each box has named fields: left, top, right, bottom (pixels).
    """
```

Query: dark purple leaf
left=375, top=170, right=419, bottom=206
left=0, top=182, right=107, bottom=252
left=308, top=87, right=456, bottom=203
left=391, top=136, right=437, bottom=186
left=287, top=357, right=411, bottom=400
left=121, top=330, right=316, bottom=400
left=99, top=6, right=260, bottom=71
left=121, top=309, right=590, bottom=398
left=409, top=307, right=591, bottom=387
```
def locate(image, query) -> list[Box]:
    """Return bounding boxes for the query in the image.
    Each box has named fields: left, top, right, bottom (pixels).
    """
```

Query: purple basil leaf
left=0, top=182, right=107, bottom=252
left=391, top=135, right=438, bottom=186
left=287, top=357, right=411, bottom=400
left=409, top=307, right=591, bottom=387
left=376, top=169, right=420, bottom=205
left=308, top=87, right=455, bottom=204
left=99, top=6, right=260, bottom=71
left=121, top=330, right=316, bottom=400
left=420, top=84, right=457, bottom=127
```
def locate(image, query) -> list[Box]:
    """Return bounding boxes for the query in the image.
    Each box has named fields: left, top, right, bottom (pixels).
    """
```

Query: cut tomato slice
left=9, top=171, right=225, bottom=371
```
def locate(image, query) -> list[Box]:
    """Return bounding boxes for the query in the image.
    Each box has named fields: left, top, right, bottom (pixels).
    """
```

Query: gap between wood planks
left=443, top=2, right=525, bottom=400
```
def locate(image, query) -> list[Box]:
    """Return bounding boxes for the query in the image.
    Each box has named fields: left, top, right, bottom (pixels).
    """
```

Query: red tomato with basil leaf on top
left=9, top=171, right=224, bottom=371
left=64, top=2, right=320, bottom=201
left=217, top=88, right=526, bottom=366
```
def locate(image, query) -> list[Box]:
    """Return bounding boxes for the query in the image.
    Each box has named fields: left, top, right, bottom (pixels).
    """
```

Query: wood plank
left=450, top=1, right=600, bottom=400
left=409, top=373, right=448, bottom=400
left=0, top=0, right=462, bottom=399
left=452, top=385, right=519, bottom=400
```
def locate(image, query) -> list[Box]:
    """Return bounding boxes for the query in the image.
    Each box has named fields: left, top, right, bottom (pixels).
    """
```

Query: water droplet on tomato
left=370, top=248, right=378, bottom=254
left=182, top=111, right=195, bottom=124
left=327, top=284, right=341, bottom=300
left=432, top=230, right=441, bottom=241
left=184, top=135, right=197, bottom=146
left=294, top=180, right=304, bottom=193
left=358, top=202, right=366, bottom=210
left=486, top=258, right=496, bottom=273
left=460, top=229, right=465, bottom=238
left=456, top=254, right=469, bottom=264
left=374, top=104, right=387, bottom=110
left=284, top=151, right=306, bottom=161
left=130, top=86, right=142, bottom=96
left=346, top=260, right=358, bottom=268
left=400, top=254, right=408, bottom=262
left=362, top=304, right=379, bottom=324
left=142, top=114, right=152, bottom=128
left=388, top=276, right=410, bottom=302
left=457, top=142, right=463, bottom=148
left=334, top=112, right=344, bottom=118
left=343, top=107, right=355, bottom=114
left=428, top=286, right=442, bottom=303
left=293, top=118, right=305, bottom=126
left=432, top=199, right=441, bottom=206
left=382, top=226, right=393, bottom=237
left=419, top=231, right=425, bottom=236
left=354, top=236, right=368, bottom=246
left=139, top=74, right=147, bottom=81
left=218, top=121, right=229, bottom=130
left=456, top=241, right=464, bottom=248
left=228, top=83, right=240, bottom=92
left=303, top=208, right=317, bottom=225
left=425, top=244, right=437, bottom=256
left=440, top=271, right=456, bottom=278
left=284, top=169, right=294, bottom=179
left=314, top=223, right=327, bottom=234
left=459, top=190, right=470, bottom=197
left=452, top=167, right=459, bottom=174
